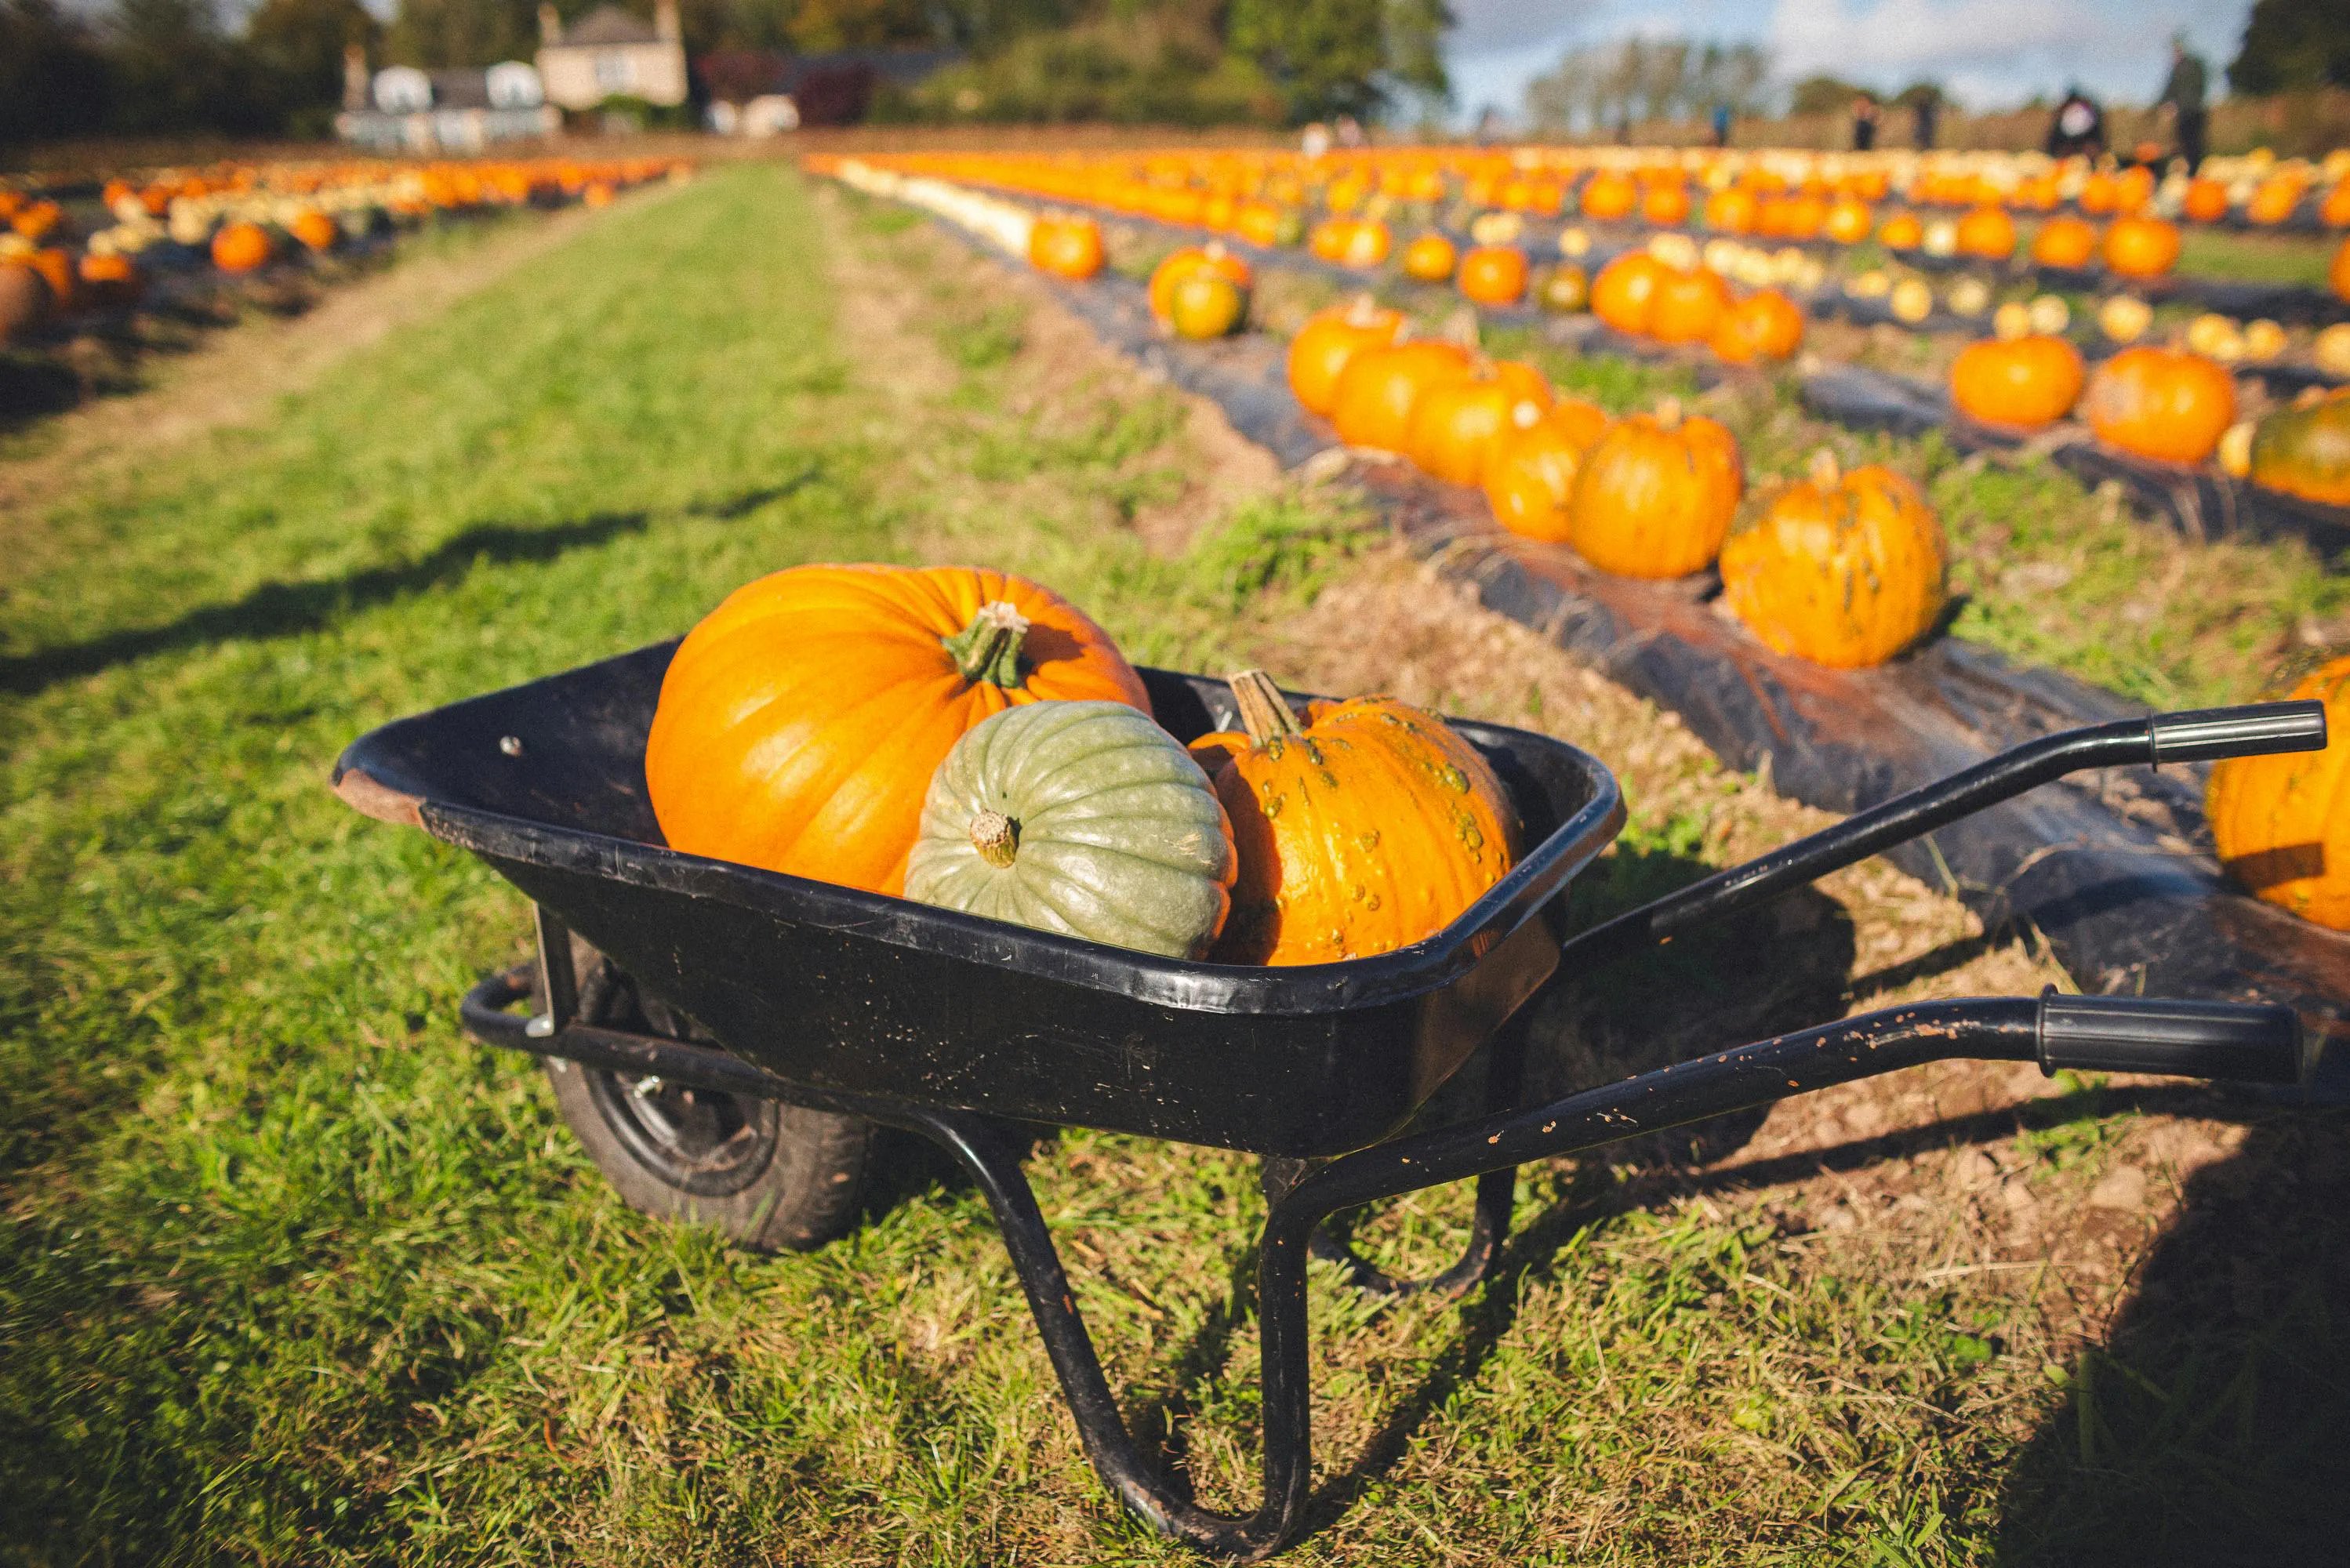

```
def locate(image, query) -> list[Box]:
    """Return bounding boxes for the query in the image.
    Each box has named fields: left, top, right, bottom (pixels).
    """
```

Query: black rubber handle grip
left=2148, top=700, right=2327, bottom=764
left=2036, top=990, right=2305, bottom=1085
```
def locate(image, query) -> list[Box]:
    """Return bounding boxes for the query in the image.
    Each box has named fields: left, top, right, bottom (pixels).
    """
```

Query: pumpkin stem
left=943, top=601, right=1030, bottom=688
left=1345, top=291, right=1382, bottom=325
left=1654, top=395, right=1684, bottom=430
left=1226, top=670, right=1304, bottom=744
left=1807, top=448, right=1842, bottom=490
left=969, top=809, right=1020, bottom=869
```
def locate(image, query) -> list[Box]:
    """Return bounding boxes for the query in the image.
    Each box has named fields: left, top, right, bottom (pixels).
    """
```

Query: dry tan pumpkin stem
left=1654, top=394, right=1684, bottom=429
left=1808, top=448, right=1842, bottom=489
left=968, top=808, right=1020, bottom=868
left=1346, top=292, right=1381, bottom=324
left=1226, top=670, right=1305, bottom=744
left=941, top=600, right=1032, bottom=687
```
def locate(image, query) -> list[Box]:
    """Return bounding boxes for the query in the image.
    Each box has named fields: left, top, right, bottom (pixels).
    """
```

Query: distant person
left=2045, top=87, right=2105, bottom=159
left=1334, top=114, right=1364, bottom=148
left=1851, top=95, right=1880, bottom=152
left=1912, top=90, right=1939, bottom=150
left=1711, top=101, right=1732, bottom=147
left=2159, top=31, right=2209, bottom=174
left=1301, top=121, right=1331, bottom=158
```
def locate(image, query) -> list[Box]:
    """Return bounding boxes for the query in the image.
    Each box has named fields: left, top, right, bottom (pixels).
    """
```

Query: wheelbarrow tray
left=334, top=641, right=1624, bottom=1157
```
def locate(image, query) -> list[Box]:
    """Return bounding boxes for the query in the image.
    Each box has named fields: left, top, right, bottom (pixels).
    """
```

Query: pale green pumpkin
left=906, top=700, right=1236, bottom=959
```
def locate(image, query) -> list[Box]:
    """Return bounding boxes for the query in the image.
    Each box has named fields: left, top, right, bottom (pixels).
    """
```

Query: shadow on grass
left=0, top=473, right=819, bottom=698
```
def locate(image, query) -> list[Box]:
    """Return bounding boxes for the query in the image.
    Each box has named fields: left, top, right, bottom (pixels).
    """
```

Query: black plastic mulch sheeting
left=933, top=219, right=2350, bottom=1102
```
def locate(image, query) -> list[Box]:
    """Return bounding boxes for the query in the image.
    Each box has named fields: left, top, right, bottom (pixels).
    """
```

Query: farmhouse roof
left=561, top=5, right=661, bottom=46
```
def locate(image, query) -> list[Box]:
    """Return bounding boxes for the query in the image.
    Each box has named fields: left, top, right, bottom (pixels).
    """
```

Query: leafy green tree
left=0, top=0, right=112, bottom=142
left=1789, top=73, right=1871, bottom=115
left=107, top=0, right=275, bottom=134
left=386, top=0, right=539, bottom=68
left=245, top=0, right=381, bottom=125
left=2228, top=0, right=2350, bottom=93
left=1227, top=0, right=1450, bottom=122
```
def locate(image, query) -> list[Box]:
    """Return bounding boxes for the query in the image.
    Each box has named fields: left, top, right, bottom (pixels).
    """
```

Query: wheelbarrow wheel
left=539, top=943, right=874, bottom=1252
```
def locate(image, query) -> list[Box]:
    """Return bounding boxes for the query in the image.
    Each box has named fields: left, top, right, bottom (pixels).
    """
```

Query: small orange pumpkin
left=1704, top=187, right=1758, bottom=234
left=1581, top=171, right=1638, bottom=221
left=1404, top=358, right=1551, bottom=486
left=1148, top=243, right=1250, bottom=320
left=645, top=564, right=1150, bottom=898
left=1484, top=397, right=1610, bottom=543
left=1564, top=397, right=1743, bottom=579
left=289, top=209, right=340, bottom=254
left=1458, top=245, right=1529, bottom=307
left=1167, top=269, right=1247, bottom=339
left=2330, top=236, right=2350, bottom=304
left=211, top=220, right=273, bottom=274
left=75, top=251, right=142, bottom=308
left=2101, top=215, right=2181, bottom=279
left=1400, top=231, right=1457, bottom=282
left=1589, top=251, right=1665, bottom=335
left=1328, top=338, right=1472, bottom=452
left=2029, top=216, right=2098, bottom=269
left=1948, top=334, right=2085, bottom=429
left=2208, top=655, right=2350, bottom=929
left=2182, top=178, right=2230, bottom=223
left=1955, top=206, right=2016, bottom=260
left=1877, top=211, right=1925, bottom=249
left=1647, top=266, right=1732, bottom=344
left=1337, top=218, right=1392, bottom=269
left=1641, top=182, right=1692, bottom=227
left=1719, top=450, right=1948, bottom=669
left=2080, top=345, right=2236, bottom=465
left=1189, top=671, right=1519, bottom=965
left=1824, top=198, right=1873, bottom=245
left=1286, top=295, right=1404, bottom=416
left=1712, top=289, right=1806, bottom=362
left=1028, top=215, right=1106, bottom=279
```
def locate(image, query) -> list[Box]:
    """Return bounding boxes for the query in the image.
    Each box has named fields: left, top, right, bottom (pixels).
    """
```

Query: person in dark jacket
left=1851, top=94, right=1880, bottom=151
left=1912, top=89, right=1940, bottom=149
left=2045, top=86, right=2105, bottom=159
left=2159, top=32, right=2209, bottom=173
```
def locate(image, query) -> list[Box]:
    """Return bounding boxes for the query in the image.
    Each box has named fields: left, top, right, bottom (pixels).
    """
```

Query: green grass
left=4, top=163, right=2346, bottom=1565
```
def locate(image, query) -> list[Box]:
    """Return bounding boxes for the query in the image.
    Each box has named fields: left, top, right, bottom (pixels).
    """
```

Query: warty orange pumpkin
left=2080, top=345, right=2236, bottom=465
left=1948, top=334, right=2085, bottom=429
left=1188, top=670, right=1519, bottom=964
left=1564, top=397, right=1743, bottom=579
left=1328, top=337, right=1472, bottom=452
left=645, top=564, right=1150, bottom=897
left=2208, top=655, right=2350, bottom=929
left=1404, top=358, right=1551, bottom=486
left=1719, top=450, right=1949, bottom=669
left=1286, top=295, right=1404, bottom=416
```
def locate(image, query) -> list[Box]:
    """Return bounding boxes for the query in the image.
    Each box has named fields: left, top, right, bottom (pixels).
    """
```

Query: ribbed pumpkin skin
left=1191, top=676, right=1520, bottom=965
left=2209, top=656, right=2350, bottom=929
left=1590, top=252, right=1664, bottom=335
left=1404, top=359, right=1550, bottom=486
left=906, top=701, right=1234, bottom=959
left=1564, top=407, right=1743, bottom=579
left=645, top=564, right=1149, bottom=897
left=1720, top=459, right=1949, bottom=668
left=1949, top=335, right=2084, bottom=428
left=1484, top=397, right=1610, bottom=543
left=2083, top=347, right=2236, bottom=465
left=2249, top=389, right=2350, bottom=506
left=1285, top=298, right=1404, bottom=416
left=1329, top=340, right=1470, bottom=452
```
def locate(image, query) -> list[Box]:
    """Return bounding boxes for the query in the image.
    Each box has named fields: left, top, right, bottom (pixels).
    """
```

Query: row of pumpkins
left=644, top=564, right=1518, bottom=965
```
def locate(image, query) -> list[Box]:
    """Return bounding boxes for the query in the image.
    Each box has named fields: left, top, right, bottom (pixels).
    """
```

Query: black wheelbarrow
left=333, top=641, right=2323, bottom=1560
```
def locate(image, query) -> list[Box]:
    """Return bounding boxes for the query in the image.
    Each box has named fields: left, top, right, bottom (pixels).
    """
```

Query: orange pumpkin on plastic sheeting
left=2208, top=655, right=2350, bottom=929
left=2331, top=236, right=2350, bottom=304
left=1580, top=171, right=1639, bottom=221
left=1190, top=671, right=1520, bottom=965
left=1877, top=211, right=1925, bottom=249
left=1329, top=338, right=1472, bottom=452
left=1713, top=289, right=1806, bottom=362
left=1720, top=450, right=1949, bottom=669
left=1704, top=187, right=1759, bottom=234
left=1564, top=397, right=1744, bottom=579
left=1949, top=334, right=2085, bottom=429
left=1335, top=218, right=1392, bottom=269
left=2183, top=179, right=2231, bottom=223
left=1647, top=266, right=1732, bottom=344
left=1166, top=269, right=1247, bottom=339
left=2323, top=183, right=2350, bottom=229
left=1641, top=182, right=1692, bottom=227
left=76, top=251, right=142, bottom=308
left=2029, top=216, right=2098, bottom=269
left=211, top=221, right=273, bottom=274
left=1824, top=198, right=1873, bottom=245
left=1028, top=215, right=1106, bottom=279
left=2081, top=346, right=2236, bottom=465
left=1401, top=230, right=1457, bottom=281
left=1148, top=243, right=1250, bottom=319
left=1458, top=245, right=1530, bottom=306
left=1286, top=295, right=1404, bottom=416
left=645, top=564, right=1150, bottom=898
left=1955, top=206, right=2017, bottom=260
left=1405, top=358, right=1552, bottom=486
left=2102, top=216, right=2181, bottom=279
left=1484, top=397, right=1610, bottom=543
left=1590, top=251, right=1666, bottom=335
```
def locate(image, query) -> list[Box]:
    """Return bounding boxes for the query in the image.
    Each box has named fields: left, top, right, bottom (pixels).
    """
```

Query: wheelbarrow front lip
left=333, top=644, right=1627, bottom=1018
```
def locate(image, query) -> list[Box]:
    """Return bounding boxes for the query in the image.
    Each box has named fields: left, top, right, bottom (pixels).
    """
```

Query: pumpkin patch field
left=7, top=157, right=2350, bottom=1565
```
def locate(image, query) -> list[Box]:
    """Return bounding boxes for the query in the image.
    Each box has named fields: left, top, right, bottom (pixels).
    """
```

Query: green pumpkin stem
left=970, top=809, right=1020, bottom=868
left=1227, top=670, right=1303, bottom=745
left=943, top=601, right=1030, bottom=688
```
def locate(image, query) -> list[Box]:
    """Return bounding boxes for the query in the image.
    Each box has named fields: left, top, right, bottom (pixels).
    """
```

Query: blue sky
left=1440, top=0, right=2256, bottom=124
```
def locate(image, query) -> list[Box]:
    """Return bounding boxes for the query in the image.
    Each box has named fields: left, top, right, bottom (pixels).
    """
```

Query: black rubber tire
left=539, top=941, right=875, bottom=1251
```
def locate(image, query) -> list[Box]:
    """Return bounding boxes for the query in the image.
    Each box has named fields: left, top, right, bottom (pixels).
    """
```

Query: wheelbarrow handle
left=1556, top=699, right=2326, bottom=970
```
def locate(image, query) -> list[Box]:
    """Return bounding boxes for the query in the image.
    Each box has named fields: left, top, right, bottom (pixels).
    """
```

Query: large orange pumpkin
left=1484, top=397, right=1609, bottom=543
left=1028, top=215, right=1106, bottom=279
left=1647, top=266, right=1731, bottom=344
left=211, top=220, right=273, bottom=274
left=1712, top=289, right=1806, bottom=362
left=2207, top=655, right=2350, bottom=929
left=2080, top=346, right=2236, bottom=465
left=1404, top=358, right=1551, bottom=486
left=1955, top=206, right=2017, bottom=260
left=1458, top=245, right=1529, bottom=306
left=1286, top=295, right=1404, bottom=416
left=1189, top=671, right=1519, bottom=964
left=1564, top=397, right=1743, bottom=579
left=1948, top=334, right=2085, bottom=429
left=1328, top=338, right=1472, bottom=452
left=645, top=564, right=1150, bottom=897
left=1589, top=251, right=1665, bottom=335
left=1719, top=450, right=1948, bottom=669
left=1400, top=231, right=1457, bottom=282
left=2029, top=216, right=2098, bottom=269
left=2102, top=216, right=2181, bottom=279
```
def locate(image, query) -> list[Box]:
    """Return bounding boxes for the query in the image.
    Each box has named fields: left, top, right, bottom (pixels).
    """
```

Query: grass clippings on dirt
left=3, top=162, right=2348, bottom=1567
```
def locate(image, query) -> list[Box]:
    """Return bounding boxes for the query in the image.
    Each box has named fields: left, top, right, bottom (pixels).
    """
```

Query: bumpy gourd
left=906, top=701, right=1235, bottom=959
left=1190, top=671, right=1519, bottom=965
left=1719, top=450, right=1949, bottom=669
